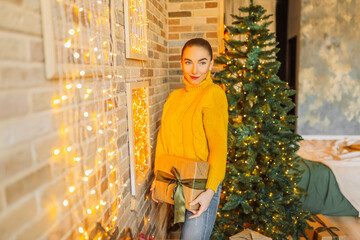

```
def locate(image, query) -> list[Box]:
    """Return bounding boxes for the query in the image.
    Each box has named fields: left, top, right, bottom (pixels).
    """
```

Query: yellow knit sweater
left=154, top=73, right=228, bottom=192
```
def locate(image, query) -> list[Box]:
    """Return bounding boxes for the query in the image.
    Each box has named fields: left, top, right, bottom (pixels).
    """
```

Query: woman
left=151, top=38, right=228, bottom=240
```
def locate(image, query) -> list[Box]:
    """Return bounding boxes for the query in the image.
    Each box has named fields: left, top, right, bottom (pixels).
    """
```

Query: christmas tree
left=211, top=1, right=310, bottom=239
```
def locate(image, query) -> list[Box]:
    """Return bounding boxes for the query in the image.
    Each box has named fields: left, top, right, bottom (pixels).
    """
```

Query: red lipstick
left=190, top=76, right=200, bottom=80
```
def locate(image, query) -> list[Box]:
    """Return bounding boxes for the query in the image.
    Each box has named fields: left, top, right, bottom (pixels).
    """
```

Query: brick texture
left=0, top=0, right=222, bottom=239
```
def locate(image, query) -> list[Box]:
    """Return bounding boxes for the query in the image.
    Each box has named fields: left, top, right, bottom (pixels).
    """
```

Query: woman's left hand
left=188, top=188, right=215, bottom=219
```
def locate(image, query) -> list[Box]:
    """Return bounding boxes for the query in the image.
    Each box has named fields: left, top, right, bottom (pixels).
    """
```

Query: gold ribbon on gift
left=156, top=167, right=207, bottom=224
left=312, top=215, right=340, bottom=240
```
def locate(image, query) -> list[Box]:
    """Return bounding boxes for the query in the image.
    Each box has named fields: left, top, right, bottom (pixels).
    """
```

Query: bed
left=296, top=135, right=360, bottom=217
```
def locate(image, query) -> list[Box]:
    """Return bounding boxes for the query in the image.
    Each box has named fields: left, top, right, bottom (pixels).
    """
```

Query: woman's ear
left=209, top=59, right=214, bottom=70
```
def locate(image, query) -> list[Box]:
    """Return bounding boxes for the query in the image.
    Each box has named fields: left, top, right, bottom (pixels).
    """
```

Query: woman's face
left=181, top=45, right=214, bottom=85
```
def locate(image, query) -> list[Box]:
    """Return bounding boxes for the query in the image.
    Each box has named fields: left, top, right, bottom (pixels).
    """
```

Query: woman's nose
left=191, top=64, right=198, bottom=74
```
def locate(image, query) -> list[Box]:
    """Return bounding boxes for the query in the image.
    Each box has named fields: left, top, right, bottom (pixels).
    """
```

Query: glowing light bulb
left=77, top=83, right=82, bottom=88
left=69, top=186, right=75, bottom=193
left=85, top=169, right=93, bottom=176
left=61, top=95, right=67, bottom=100
left=79, top=227, right=84, bottom=233
left=94, top=47, right=98, bottom=52
left=53, top=98, right=61, bottom=105
left=84, top=112, right=89, bottom=117
left=65, top=84, right=72, bottom=89
left=87, top=209, right=92, bottom=214
left=53, top=149, right=60, bottom=155
left=68, top=29, right=75, bottom=35
left=91, top=189, right=96, bottom=194
left=67, top=147, right=72, bottom=152
left=87, top=126, right=92, bottom=131
left=64, top=39, right=71, bottom=48
left=80, top=70, right=85, bottom=76
left=63, top=200, right=69, bottom=206
left=74, top=52, right=80, bottom=59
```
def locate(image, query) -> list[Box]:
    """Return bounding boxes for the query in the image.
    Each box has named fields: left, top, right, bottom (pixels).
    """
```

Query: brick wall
left=168, top=0, right=223, bottom=91
left=0, top=0, right=170, bottom=239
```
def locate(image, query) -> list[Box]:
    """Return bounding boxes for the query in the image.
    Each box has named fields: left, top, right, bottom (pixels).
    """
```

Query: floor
left=167, top=216, right=360, bottom=240
left=326, top=215, right=360, bottom=240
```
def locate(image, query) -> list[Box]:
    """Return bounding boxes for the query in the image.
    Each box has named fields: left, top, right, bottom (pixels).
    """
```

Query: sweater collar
left=183, top=72, right=213, bottom=92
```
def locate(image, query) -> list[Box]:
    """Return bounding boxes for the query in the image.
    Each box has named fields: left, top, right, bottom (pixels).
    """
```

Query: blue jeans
left=180, top=184, right=222, bottom=240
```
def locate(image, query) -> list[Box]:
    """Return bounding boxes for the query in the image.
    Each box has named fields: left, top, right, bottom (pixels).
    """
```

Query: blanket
left=297, top=136, right=360, bottom=217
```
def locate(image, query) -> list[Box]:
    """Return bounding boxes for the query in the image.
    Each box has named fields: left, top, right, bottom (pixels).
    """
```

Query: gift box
left=230, top=229, right=272, bottom=240
left=305, top=214, right=346, bottom=240
left=153, top=154, right=209, bottom=223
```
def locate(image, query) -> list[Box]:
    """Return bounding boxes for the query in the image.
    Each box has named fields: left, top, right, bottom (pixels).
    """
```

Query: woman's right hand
left=150, top=180, right=159, bottom=203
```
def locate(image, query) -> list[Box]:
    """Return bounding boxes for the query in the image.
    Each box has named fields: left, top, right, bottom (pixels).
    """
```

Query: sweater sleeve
left=202, top=86, right=228, bottom=192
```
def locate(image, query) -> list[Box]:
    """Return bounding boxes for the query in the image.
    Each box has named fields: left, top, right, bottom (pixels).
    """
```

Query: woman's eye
left=200, top=62, right=206, bottom=65
left=185, top=62, right=191, bottom=65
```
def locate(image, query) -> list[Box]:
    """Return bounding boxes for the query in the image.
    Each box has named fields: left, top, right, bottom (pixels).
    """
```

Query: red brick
left=207, top=17, right=218, bottom=24
left=169, top=19, right=180, bottom=25
left=169, top=26, right=192, bottom=32
left=169, top=33, right=180, bottom=40
left=205, top=2, right=218, bottom=8
left=206, top=32, right=218, bottom=38
left=168, top=11, right=191, bottom=18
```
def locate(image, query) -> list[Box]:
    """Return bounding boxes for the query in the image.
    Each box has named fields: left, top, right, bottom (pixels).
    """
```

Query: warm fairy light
left=128, top=0, right=148, bottom=54
left=85, top=169, right=93, bottom=176
left=53, top=98, right=61, bottom=105
left=54, top=148, right=60, bottom=155
left=63, top=200, right=69, bottom=206
left=68, top=29, right=75, bottom=35
left=132, top=87, right=150, bottom=178
left=64, top=39, right=71, bottom=48
left=55, top=1, right=124, bottom=237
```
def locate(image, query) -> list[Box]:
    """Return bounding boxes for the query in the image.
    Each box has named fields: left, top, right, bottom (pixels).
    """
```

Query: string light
left=51, top=1, right=129, bottom=237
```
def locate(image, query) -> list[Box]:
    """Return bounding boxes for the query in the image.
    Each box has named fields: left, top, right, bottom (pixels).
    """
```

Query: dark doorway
left=276, top=0, right=301, bottom=129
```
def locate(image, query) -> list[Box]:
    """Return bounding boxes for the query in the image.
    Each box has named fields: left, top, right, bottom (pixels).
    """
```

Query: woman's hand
left=188, top=188, right=215, bottom=219
left=150, top=180, right=159, bottom=203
